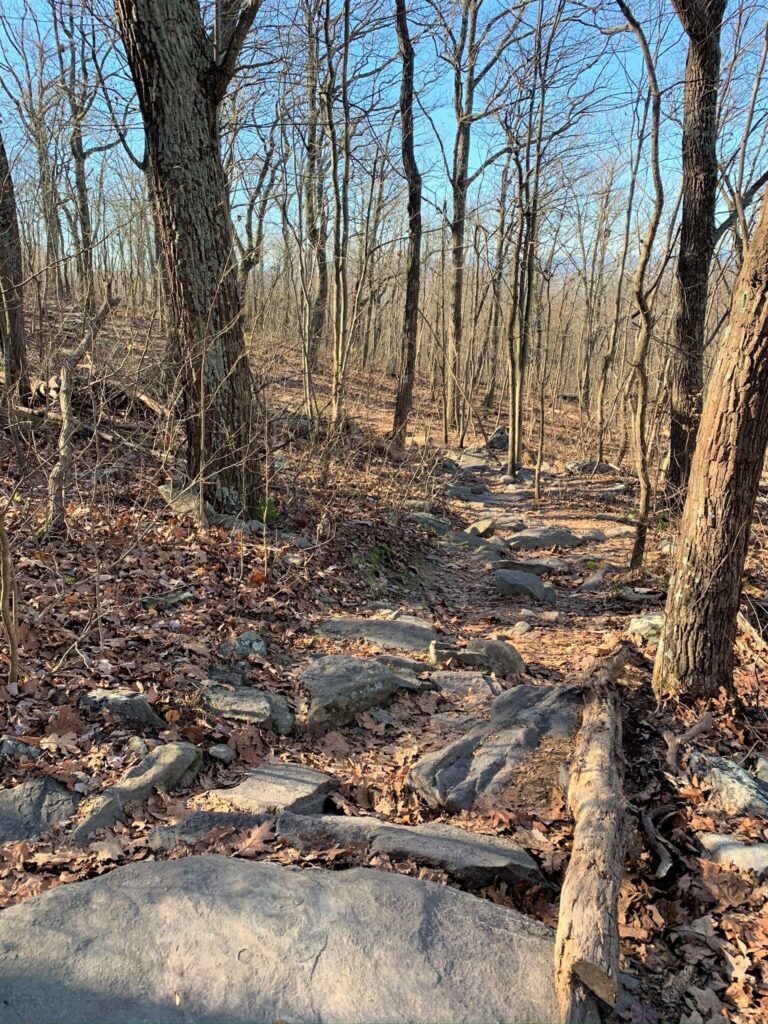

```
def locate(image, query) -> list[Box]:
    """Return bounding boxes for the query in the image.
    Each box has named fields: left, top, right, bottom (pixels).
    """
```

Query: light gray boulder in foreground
left=0, top=857, right=558, bottom=1024
left=0, top=778, right=80, bottom=844
left=408, top=684, right=583, bottom=812
left=205, top=762, right=337, bottom=815
left=276, top=811, right=542, bottom=888
left=495, top=569, right=556, bottom=606
left=699, top=833, right=768, bottom=877
left=73, top=742, right=201, bottom=843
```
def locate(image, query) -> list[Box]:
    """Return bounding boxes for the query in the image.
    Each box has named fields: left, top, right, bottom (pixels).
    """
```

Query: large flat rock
left=205, top=762, right=338, bottom=815
left=302, top=655, right=408, bottom=731
left=0, top=856, right=559, bottom=1024
left=0, top=778, right=80, bottom=844
left=317, top=615, right=437, bottom=652
left=408, top=684, right=583, bottom=811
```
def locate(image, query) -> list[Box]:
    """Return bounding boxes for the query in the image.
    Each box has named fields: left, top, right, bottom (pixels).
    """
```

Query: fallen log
left=554, top=646, right=630, bottom=1023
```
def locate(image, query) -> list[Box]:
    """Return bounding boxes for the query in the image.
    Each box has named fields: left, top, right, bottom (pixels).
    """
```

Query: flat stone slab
left=496, top=557, right=571, bottom=577
left=206, top=762, right=337, bottom=815
left=699, top=833, right=768, bottom=877
left=495, top=569, right=556, bottom=606
left=408, top=684, right=584, bottom=812
left=302, top=655, right=407, bottom=731
left=0, top=856, right=558, bottom=1024
left=317, top=615, right=437, bottom=652
left=0, top=778, right=80, bottom=844
left=81, top=688, right=165, bottom=729
left=690, top=752, right=768, bottom=817
left=148, top=810, right=269, bottom=853
left=507, top=526, right=582, bottom=551
left=202, top=685, right=293, bottom=734
left=73, top=742, right=201, bottom=843
left=277, top=812, right=542, bottom=887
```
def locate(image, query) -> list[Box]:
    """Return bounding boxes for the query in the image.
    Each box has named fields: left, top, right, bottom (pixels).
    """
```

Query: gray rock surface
left=208, top=743, right=236, bottom=764
left=431, top=671, right=503, bottom=697
left=303, top=656, right=407, bottom=730
left=217, top=630, right=267, bottom=660
left=699, top=833, right=768, bottom=876
left=0, top=856, right=558, bottom=1024
left=507, top=525, right=582, bottom=551
left=565, top=460, right=616, bottom=475
left=202, top=684, right=293, bottom=734
left=754, top=753, right=768, bottom=785
left=0, top=778, right=80, bottom=844
left=0, top=737, right=42, bottom=761
left=277, top=812, right=542, bottom=887
left=147, top=810, right=268, bottom=853
left=495, top=569, right=556, bottom=606
left=73, top=742, right=201, bottom=843
left=317, top=615, right=437, bottom=652
left=206, top=762, right=337, bottom=815
left=496, top=556, right=571, bottom=577
left=689, top=752, right=768, bottom=817
left=408, top=684, right=583, bottom=811
left=465, top=638, right=526, bottom=677
left=627, top=610, right=664, bottom=644
left=81, top=688, right=165, bottom=729
left=465, top=517, right=495, bottom=538
left=405, top=511, right=453, bottom=535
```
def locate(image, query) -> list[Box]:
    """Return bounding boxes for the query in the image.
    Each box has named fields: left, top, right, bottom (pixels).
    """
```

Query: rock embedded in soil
left=405, top=511, right=452, bottom=535
left=626, top=610, right=664, bottom=645
left=317, top=614, right=437, bottom=652
left=464, top=637, right=526, bottom=676
left=496, top=556, right=571, bottom=577
left=431, top=671, right=503, bottom=697
left=73, top=742, right=201, bottom=843
left=0, top=778, right=81, bottom=844
left=408, top=683, right=584, bottom=812
left=699, top=833, right=768, bottom=877
left=0, top=737, right=42, bottom=761
left=464, top=517, right=495, bottom=538
left=689, top=752, right=768, bottom=818
left=495, top=569, right=556, bottom=606
left=81, top=688, right=166, bottom=729
left=507, top=525, right=582, bottom=551
left=205, top=762, right=337, bottom=815
left=147, top=810, right=268, bottom=853
left=0, top=856, right=559, bottom=1024
left=276, top=812, right=542, bottom=887
left=303, top=655, right=408, bottom=730
left=202, top=684, right=293, bottom=734
left=208, top=743, right=236, bottom=764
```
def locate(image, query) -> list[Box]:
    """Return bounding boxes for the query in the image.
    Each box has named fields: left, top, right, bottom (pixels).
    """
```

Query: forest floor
left=1, top=348, right=768, bottom=1023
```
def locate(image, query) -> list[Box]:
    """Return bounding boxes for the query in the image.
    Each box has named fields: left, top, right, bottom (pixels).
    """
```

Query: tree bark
left=0, top=129, right=30, bottom=404
left=114, top=0, right=262, bottom=515
left=392, top=0, right=422, bottom=444
left=653, top=186, right=768, bottom=699
left=667, top=0, right=727, bottom=501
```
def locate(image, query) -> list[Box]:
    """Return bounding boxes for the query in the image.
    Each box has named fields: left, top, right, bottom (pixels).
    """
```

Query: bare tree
left=0, top=124, right=30, bottom=403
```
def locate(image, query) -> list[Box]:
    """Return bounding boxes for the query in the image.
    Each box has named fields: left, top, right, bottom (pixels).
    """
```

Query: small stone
left=464, top=638, right=526, bottom=677
left=537, top=610, right=561, bottom=624
left=495, top=556, right=570, bottom=577
left=699, top=833, right=768, bottom=877
left=81, top=688, right=166, bottom=729
left=208, top=744, right=236, bottom=764
left=0, top=737, right=42, bottom=761
left=464, top=518, right=495, bottom=538
left=579, top=567, right=607, bottom=593
left=402, top=499, right=433, bottom=513
left=126, top=737, right=149, bottom=758
left=754, top=753, right=768, bottom=785
left=627, top=610, right=664, bottom=644
left=512, top=621, right=532, bottom=636
left=206, top=762, right=337, bottom=815
left=217, top=630, right=267, bottom=660
left=486, top=426, right=509, bottom=451
left=495, top=569, right=556, bottom=606
left=406, top=511, right=453, bottom=535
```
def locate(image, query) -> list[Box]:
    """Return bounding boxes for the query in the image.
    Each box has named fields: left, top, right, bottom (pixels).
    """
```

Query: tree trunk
left=0, top=128, right=30, bottom=403
left=653, top=187, right=768, bottom=699
left=392, top=0, right=422, bottom=444
left=667, top=0, right=727, bottom=501
left=114, top=0, right=262, bottom=515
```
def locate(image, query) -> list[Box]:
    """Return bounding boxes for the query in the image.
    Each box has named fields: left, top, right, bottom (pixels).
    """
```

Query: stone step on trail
left=302, top=654, right=415, bottom=731
left=317, top=613, right=438, bottom=652
left=276, top=811, right=543, bottom=887
left=204, top=762, right=338, bottom=815
left=0, top=856, right=559, bottom=1024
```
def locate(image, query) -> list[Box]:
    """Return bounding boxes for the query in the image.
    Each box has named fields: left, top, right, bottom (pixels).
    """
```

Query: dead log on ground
left=554, top=646, right=630, bottom=1023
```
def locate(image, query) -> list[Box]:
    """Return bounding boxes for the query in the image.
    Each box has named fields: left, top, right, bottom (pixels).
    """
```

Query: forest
left=1, top=0, right=768, bottom=1022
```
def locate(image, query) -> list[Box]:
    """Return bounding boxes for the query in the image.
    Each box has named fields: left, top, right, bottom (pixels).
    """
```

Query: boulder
left=317, top=615, right=437, bottom=652
left=276, top=812, right=542, bottom=887
left=205, top=762, right=337, bottom=815
left=487, top=426, right=509, bottom=451
left=495, top=569, right=556, bottom=606
left=73, top=742, right=201, bottom=843
left=754, top=753, right=768, bottom=785
left=699, top=833, right=768, bottom=877
left=0, top=856, right=559, bottom=1024
left=689, top=752, right=768, bottom=817
left=627, top=610, right=664, bottom=645
left=405, top=511, right=452, bottom=535
left=81, top=688, right=165, bottom=729
left=507, top=525, right=582, bottom=551
left=408, top=684, right=583, bottom=811
left=465, top=638, right=526, bottom=677
left=202, top=684, right=293, bottom=734
left=303, top=656, right=408, bottom=731
left=147, top=810, right=268, bottom=853
left=0, top=778, right=80, bottom=844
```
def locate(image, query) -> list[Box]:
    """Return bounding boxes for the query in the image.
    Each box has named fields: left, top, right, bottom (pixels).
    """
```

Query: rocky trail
left=1, top=447, right=767, bottom=1024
